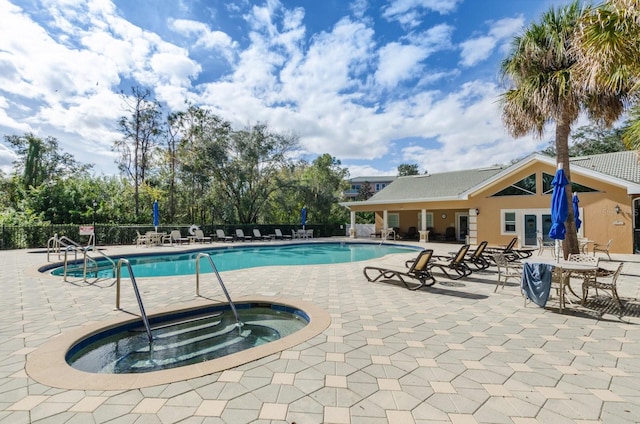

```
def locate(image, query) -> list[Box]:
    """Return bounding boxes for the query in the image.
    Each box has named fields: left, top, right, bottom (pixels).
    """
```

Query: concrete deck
left=1, top=239, right=640, bottom=423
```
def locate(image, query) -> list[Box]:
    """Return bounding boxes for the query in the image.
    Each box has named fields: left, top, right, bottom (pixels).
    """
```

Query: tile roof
left=366, top=166, right=505, bottom=202
left=570, top=150, right=640, bottom=184
left=352, top=150, right=640, bottom=205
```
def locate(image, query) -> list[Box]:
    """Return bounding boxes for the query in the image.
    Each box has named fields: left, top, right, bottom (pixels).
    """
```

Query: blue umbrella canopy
left=548, top=168, right=569, bottom=240
left=301, top=206, right=307, bottom=229
left=572, top=192, right=581, bottom=231
left=153, top=200, right=159, bottom=231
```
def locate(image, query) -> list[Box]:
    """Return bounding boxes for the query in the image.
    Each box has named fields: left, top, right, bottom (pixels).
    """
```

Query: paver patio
left=1, top=239, right=639, bottom=423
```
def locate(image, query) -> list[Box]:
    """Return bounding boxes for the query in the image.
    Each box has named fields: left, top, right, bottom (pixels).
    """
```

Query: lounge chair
left=194, top=229, right=212, bottom=243
left=485, top=237, right=519, bottom=262
left=363, top=249, right=436, bottom=290
left=427, top=244, right=472, bottom=280
left=252, top=229, right=272, bottom=241
left=274, top=229, right=291, bottom=240
left=164, top=230, right=189, bottom=245
left=403, top=226, right=419, bottom=240
left=215, top=229, right=234, bottom=242
left=466, top=241, right=491, bottom=270
left=236, top=229, right=252, bottom=241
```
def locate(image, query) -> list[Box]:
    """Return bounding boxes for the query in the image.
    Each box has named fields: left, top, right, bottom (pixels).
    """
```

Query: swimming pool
left=51, top=242, right=418, bottom=278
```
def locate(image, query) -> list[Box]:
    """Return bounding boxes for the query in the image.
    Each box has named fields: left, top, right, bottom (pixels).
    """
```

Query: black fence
left=0, top=223, right=347, bottom=250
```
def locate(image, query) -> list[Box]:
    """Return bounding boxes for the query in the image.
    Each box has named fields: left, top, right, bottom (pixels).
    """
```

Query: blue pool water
left=52, top=242, right=418, bottom=278
left=67, top=303, right=309, bottom=373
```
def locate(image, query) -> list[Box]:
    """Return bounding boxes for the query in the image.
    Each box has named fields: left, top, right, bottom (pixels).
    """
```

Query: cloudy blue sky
left=0, top=0, right=578, bottom=177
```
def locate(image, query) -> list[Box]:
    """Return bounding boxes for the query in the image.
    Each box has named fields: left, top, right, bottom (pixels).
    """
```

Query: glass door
left=524, top=214, right=537, bottom=246
left=456, top=214, right=469, bottom=242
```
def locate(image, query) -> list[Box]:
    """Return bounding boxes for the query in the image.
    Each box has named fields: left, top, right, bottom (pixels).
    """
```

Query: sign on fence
left=79, top=225, right=94, bottom=236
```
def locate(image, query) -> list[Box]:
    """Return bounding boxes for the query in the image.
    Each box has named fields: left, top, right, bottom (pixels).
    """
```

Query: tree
left=166, top=105, right=230, bottom=224
left=541, top=122, right=626, bottom=156
left=113, top=86, right=164, bottom=219
left=211, top=123, right=299, bottom=224
left=357, top=181, right=373, bottom=200
left=573, top=1, right=640, bottom=149
left=300, top=154, right=349, bottom=224
left=397, top=163, right=419, bottom=176
left=5, top=133, right=91, bottom=189
left=500, top=1, right=631, bottom=258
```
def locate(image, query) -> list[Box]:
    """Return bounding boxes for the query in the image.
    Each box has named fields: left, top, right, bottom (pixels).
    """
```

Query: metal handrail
left=83, top=245, right=116, bottom=281
left=195, top=253, right=242, bottom=330
left=48, top=234, right=83, bottom=261
left=115, top=258, right=153, bottom=342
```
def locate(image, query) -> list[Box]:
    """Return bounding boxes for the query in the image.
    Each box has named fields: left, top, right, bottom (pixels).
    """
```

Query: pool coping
left=26, top=295, right=331, bottom=390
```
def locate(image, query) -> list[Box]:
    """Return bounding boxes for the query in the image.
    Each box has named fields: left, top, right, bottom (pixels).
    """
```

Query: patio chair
left=305, top=229, right=314, bottom=239
left=252, top=229, right=272, bottom=241
left=194, top=229, right=212, bottom=243
left=215, top=229, right=234, bottom=242
left=581, top=261, right=624, bottom=311
left=236, top=229, right=253, bottom=241
left=363, top=249, right=436, bottom=290
left=135, top=231, right=148, bottom=247
left=466, top=241, right=491, bottom=270
left=492, top=253, right=522, bottom=292
left=427, top=244, right=472, bottom=280
left=592, top=239, right=612, bottom=260
left=274, top=229, right=292, bottom=240
left=537, top=236, right=555, bottom=257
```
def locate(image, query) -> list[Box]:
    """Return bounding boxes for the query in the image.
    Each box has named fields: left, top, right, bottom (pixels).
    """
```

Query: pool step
left=130, top=312, right=224, bottom=333
left=114, top=323, right=279, bottom=372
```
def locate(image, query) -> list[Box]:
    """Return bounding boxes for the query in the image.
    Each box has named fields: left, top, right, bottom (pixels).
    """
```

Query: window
left=375, top=183, right=387, bottom=191
left=503, top=212, right=516, bottom=233
left=388, top=213, right=399, bottom=228
left=351, top=184, right=361, bottom=191
left=542, top=172, right=598, bottom=194
left=492, top=174, right=536, bottom=196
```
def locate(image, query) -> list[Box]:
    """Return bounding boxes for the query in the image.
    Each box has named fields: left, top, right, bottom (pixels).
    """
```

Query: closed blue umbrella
left=153, top=200, right=159, bottom=232
left=549, top=167, right=569, bottom=260
left=301, top=206, right=307, bottom=230
left=572, top=193, right=581, bottom=231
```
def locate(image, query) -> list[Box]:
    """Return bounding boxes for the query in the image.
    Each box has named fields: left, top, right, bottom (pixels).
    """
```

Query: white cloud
left=458, top=16, right=524, bottom=68
left=383, top=0, right=462, bottom=28
left=168, top=18, right=237, bottom=62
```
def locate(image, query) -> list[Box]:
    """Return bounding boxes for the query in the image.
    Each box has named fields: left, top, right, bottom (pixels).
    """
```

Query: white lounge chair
left=164, top=230, right=189, bottom=245
left=274, top=229, right=291, bottom=240
left=194, top=229, right=212, bottom=243
left=252, top=229, right=271, bottom=241
left=236, top=229, right=252, bottom=241
left=215, top=229, right=234, bottom=242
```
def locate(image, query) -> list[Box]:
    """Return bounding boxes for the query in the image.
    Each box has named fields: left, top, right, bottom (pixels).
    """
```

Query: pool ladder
left=55, top=238, right=116, bottom=283
left=195, top=253, right=242, bottom=332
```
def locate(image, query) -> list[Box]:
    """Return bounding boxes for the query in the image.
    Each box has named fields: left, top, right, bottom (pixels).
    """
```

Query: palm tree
left=573, top=0, right=640, bottom=149
left=500, top=1, right=630, bottom=258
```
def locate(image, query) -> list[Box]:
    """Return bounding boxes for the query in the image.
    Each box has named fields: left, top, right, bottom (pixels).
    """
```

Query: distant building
left=344, top=176, right=396, bottom=200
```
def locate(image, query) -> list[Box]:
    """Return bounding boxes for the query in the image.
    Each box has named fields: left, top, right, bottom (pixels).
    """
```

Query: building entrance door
left=524, top=214, right=537, bottom=246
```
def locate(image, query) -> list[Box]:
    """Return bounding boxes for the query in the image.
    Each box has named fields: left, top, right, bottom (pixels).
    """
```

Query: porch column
left=468, top=208, right=478, bottom=246
left=419, top=209, right=429, bottom=243
left=349, top=211, right=356, bottom=238
left=383, top=210, right=388, bottom=230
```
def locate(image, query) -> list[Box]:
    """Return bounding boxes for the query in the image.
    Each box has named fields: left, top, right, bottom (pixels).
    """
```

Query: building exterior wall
left=348, top=159, right=635, bottom=253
